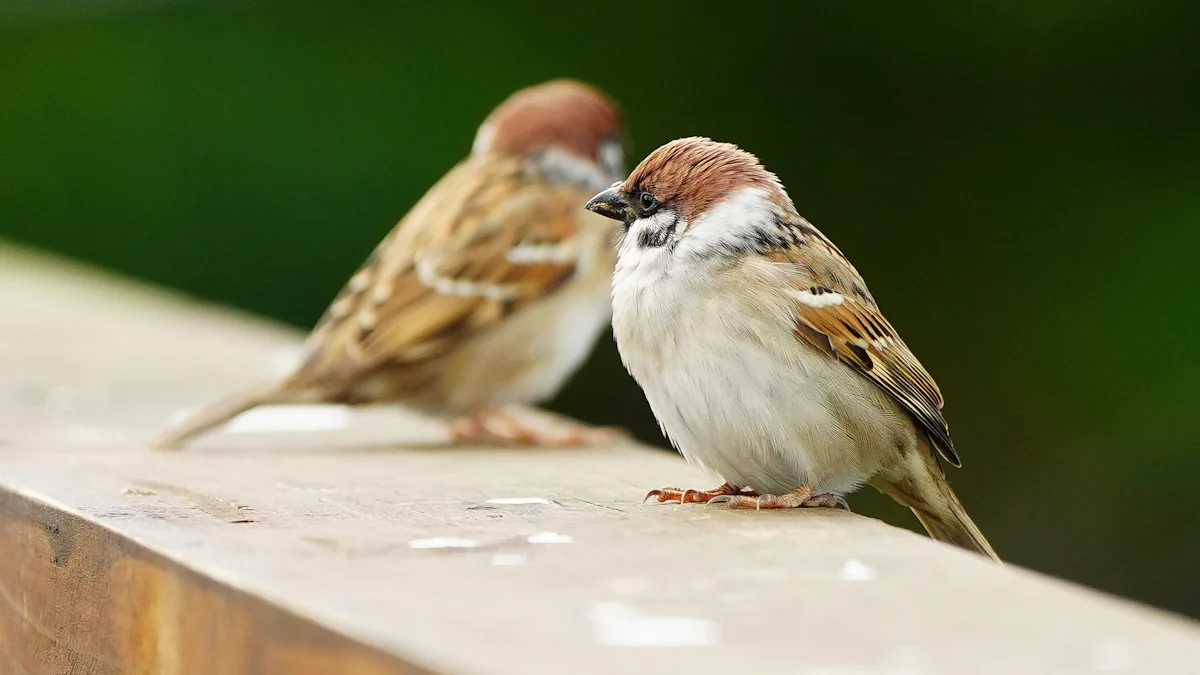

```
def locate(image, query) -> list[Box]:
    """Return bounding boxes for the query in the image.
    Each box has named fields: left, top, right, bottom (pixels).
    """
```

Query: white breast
left=611, top=245, right=891, bottom=495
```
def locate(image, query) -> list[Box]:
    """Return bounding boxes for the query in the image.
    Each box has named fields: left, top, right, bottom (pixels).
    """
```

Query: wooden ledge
left=1, top=241, right=1198, bottom=675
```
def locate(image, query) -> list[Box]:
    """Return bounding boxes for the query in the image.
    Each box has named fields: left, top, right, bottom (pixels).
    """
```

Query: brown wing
left=766, top=237, right=960, bottom=467
left=295, top=154, right=589, bottom=385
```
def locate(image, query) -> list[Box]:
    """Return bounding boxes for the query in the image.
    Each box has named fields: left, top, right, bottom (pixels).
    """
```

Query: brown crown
left=624, top=137, right=789, bottom=221
left=476, top=80, right=623, bottom=161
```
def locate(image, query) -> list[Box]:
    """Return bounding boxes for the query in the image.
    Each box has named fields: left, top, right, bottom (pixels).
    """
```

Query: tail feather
left=909, top=484, right=1000, bottom=562
left=152, top=380, right=296, bottom=450
left=872, top=442, right=1001, bottom=562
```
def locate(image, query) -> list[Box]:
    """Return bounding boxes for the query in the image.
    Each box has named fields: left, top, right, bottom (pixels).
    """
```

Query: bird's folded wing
left=298, top=156, right=587, bottom=379
left=766, top=240, right=960, bottom=467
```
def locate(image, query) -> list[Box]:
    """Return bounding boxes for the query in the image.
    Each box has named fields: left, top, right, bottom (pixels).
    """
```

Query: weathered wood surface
left=0, top=241, right=1198, bottom=675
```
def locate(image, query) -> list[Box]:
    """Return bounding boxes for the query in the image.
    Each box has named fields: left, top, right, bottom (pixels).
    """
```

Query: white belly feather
left=444, top=220, right=617, bottom=411
left=612, top=250, right=896, bottom=495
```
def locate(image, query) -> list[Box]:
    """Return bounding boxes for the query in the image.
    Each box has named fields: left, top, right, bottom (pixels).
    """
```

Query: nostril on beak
left=585, top=187, right=631, bottom=222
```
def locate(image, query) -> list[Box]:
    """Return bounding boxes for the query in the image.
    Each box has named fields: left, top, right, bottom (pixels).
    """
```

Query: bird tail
left=908, top=483, right=1000, bottom=562
left=872, top=443, right=1000, bottom=562
left=152, top=380, right=300, bottom=451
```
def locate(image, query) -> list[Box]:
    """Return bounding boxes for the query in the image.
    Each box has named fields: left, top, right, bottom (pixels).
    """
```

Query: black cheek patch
left=634, top=210, right=679, bottom=249
left=637, top=226, right=670, bottom=248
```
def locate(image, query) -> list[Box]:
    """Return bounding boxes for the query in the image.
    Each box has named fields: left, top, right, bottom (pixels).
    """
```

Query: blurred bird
left=155, top=80, right=628, bottom=450
left=586, top=137, right=998, bottom=560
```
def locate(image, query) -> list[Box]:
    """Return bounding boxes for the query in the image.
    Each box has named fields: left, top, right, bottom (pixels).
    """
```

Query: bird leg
left=709, top=484, right=851, bottom=511
left=448, top=406, right=629, bottom=447
left=644, top=483, right=758, bottom=504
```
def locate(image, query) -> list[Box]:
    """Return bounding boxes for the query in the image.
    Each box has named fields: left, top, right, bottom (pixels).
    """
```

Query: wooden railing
left=1, top=241, right=1197, bottom=674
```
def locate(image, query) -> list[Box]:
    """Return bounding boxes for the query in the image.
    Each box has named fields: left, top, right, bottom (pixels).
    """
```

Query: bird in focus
left=155, top=79, right=628, bottom=450
left=586, top=137, right=998, bottom=560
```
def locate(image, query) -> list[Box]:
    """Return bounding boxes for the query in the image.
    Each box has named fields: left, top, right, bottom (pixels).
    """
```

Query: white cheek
left=676, top=187, right=779, bottom=257
left=471, top=123, right=495, bottom=155
left=613, top=186, right=784, bottom=319
left=527, top=148, right=610, bottom=192
left=638, top=210, right=679, bottom=231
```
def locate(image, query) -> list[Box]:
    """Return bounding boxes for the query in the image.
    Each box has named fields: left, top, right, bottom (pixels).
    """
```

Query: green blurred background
left=2, top=0, right=1198, bottom=617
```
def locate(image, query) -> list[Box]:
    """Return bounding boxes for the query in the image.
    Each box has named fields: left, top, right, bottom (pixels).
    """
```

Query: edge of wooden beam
left=0, top=484, right=431, bottom=675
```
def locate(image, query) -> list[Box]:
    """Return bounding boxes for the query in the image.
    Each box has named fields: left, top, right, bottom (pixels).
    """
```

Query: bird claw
left=725, top=495, right=765, bottom=509
left=816, top=492, right=854, bottom=506
left=451, top=407, right=631, bottom=447
left=644, top=484, right=759, bottom=505
left=724, top=487, right=851, bottom=511
left=644, top=483, right=848, bottom=511
left=643, top=488, right=683, bottom=504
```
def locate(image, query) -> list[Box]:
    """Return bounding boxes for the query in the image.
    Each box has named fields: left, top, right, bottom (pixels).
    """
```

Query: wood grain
left=1, top=241, right=1198, bottom=675
left=0, top=488, right=422, bottom=675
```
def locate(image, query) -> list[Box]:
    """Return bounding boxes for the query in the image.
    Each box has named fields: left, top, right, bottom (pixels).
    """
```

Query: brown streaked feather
left=765, top=240, right=960, bottom=467
left=294, top=154, right=586, bottom=394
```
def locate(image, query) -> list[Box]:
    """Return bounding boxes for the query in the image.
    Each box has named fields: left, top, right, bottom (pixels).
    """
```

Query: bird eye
left=639, top=191, right=659, bottom=212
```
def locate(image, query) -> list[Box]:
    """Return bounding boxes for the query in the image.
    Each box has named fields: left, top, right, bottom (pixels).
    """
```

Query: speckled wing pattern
left=295, top=154, right=587, bottom=386
left=767, top=225, right=960, bottom=467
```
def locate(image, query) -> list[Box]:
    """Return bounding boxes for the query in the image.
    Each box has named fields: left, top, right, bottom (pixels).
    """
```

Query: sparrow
left=585, top=137, right=999, bottom=560
left=154, top=79, right=628, bottom=450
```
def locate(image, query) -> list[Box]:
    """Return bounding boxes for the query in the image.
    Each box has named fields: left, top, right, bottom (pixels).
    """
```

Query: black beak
left=585, top=187, right=632, bottom=223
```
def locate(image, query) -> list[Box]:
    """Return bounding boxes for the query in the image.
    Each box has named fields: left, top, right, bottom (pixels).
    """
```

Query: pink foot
left=449, top=407, right=629, bottom=447
left=709, top=484, right=851, bottom=511
left=643, top=483, right=757, bottom=504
